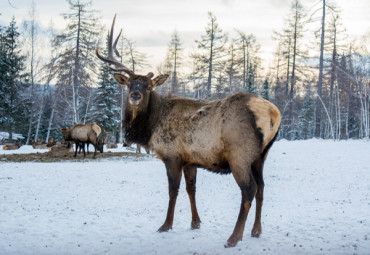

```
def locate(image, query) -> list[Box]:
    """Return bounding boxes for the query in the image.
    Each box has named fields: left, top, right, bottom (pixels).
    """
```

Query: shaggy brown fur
left=96, top=16, right=281, bottom=247
left=114, top=73, right=281, bottom=248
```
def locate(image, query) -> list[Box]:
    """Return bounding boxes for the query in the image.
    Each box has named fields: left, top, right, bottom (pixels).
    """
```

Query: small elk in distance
left=2, top=141, right=22, bottom=150
left=61, top=123, right=104, bottom=159
left=96, top=16, right=281, bottom=248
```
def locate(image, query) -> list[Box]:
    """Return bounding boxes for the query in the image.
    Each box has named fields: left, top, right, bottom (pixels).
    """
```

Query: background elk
left=49, top=141, right=74, bottom=154
left=61, top=123, right=104, bottom=159
left=96, top=16, right=281, bottom=248
left=2, top=141, right=22, bottom=150
left=31, top=138, right=48, bottom=149
left=46, top=137, right=56, bottom=147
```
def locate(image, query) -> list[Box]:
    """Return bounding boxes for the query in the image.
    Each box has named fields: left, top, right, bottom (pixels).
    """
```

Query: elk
left=2, top=141, right=22, bottom=150
left=47, top=137, right=56, bottom=147
left=96, top=16, right=281, bottom=248
left=49, top=141, right=74, bottom=153
left=31, top=139, right=48, bottom=149
left=61, top=123, right=104, bottom=159
left=106, top=143, right=118, bottom=149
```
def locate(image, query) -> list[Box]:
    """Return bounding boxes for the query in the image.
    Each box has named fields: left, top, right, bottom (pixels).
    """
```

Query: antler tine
left=113, top=29, right=122, bottom=58
left=95, top=15, right=135, bottom=77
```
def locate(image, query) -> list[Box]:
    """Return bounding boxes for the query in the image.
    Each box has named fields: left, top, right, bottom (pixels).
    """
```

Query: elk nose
left=130, top=92, right=141, bottom=101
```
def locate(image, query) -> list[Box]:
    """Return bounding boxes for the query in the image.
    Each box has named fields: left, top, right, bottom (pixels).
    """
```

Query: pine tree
left=225, top=42, right=238, bottom=94
left=166, top=30, right=183, bottom=94
left=0, top=17, right=28, bottom=140
left=261, top=79, right=270, bottom=100
left=192, top=12, right=227, bottom=97
left=298, top=83, right=315, bottom=139
left=53, top=0, right=102, bottom=124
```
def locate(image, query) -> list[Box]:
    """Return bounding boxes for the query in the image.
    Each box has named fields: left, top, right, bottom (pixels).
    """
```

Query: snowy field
left=0, top=144, right=136, bottom=155
left=0, top=139, right=369, bottom=255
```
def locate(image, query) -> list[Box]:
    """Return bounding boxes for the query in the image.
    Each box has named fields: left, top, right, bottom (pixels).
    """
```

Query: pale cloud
left=1, top=0, right=369, bottom=70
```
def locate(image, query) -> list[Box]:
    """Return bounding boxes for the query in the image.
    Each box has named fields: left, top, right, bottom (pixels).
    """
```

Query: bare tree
left=53, top=0, right=102, bottom=124
left=272, top=0, right=307, bottom=139
left=23, top=0, right=41, bottom=144
left=192, top=12, right=227, bottom=97
left=234, top=31, right=261, bottom=93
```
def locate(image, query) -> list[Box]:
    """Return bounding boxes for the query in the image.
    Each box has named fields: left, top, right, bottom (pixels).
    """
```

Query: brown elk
left=61, top=123, right=104, bottom=159
left=31, top=139, right=48, bottom=149
left=47, top=137, right=56, bottom=147
left=2, top=141, right=22, bottom=150
left=49, top=142, right=74, bottom=153
left=106, top=143, right=118, bottom=149
left=96, top=16, right=281, bottom=248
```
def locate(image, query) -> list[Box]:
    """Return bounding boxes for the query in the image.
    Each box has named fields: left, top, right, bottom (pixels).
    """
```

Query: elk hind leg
left=158, top=157, right=183, bottom=232
left=226, top=161, right=257, bottom=248
left=80, top=142, right=86, bottom=157
left=251, top=157, right=264, bottom=237
left=183, top=165, right=201, bottom=229
left=93, top=144, right=97, bottom=159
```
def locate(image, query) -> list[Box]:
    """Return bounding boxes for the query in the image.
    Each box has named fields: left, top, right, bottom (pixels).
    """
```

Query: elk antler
left=96, top=15, right=135, bottom=77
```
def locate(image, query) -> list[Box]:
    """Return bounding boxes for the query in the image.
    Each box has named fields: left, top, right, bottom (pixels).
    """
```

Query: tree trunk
left=25, top=12, right=36, bottom=145
left=289, top=4, right=299, bottom=130
left=315, top=0, right=326, bottom=137
left=243, top=40, right=246, bottom=88
left=207, top=19, right=214, bottom=96
left=172, top=43, right=178, bottom=94
left=285, top=36, right=291, bottom=99
left=72, top=5, right=82, bottom=124
left=45, top=104, right=55, bottom=143
left=119, top=85, right=125, bottom=144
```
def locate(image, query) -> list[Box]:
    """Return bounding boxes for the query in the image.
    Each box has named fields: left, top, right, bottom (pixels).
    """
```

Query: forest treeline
left=0, top=0, right=369, bottom=144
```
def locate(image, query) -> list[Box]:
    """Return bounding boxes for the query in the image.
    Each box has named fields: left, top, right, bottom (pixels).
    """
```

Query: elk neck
left=123, top=90, right=164, bottom=146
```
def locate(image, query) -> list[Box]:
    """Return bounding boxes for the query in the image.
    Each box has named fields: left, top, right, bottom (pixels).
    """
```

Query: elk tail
left=261, top=124, right=280, bottom=161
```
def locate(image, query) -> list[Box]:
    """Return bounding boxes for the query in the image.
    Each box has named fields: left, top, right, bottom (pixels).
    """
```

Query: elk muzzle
left=129, top=91, right=142, bottom=106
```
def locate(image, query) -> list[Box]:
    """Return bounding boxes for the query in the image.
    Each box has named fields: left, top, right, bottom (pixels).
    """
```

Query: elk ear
left=152, top=74, right=169, bottom=88
left=114, top=73, right=130, bottom=85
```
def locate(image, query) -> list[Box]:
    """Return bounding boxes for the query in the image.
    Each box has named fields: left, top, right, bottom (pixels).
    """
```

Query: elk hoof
left=251, top=224, right=262, bottom=237
left=157, top=223, right=171, bottom=232
left=191, top=220, right=201, bottom=229
left=224, top=235, right=241, bottom=248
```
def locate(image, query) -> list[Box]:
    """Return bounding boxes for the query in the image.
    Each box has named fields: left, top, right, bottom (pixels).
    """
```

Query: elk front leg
left=183, top=165, right=201, bottom=229
left=225, top=162, right=257, bottom=248
left=74, top=141, right=79, bottom=157
left=158, top=157, right=183, bottom=232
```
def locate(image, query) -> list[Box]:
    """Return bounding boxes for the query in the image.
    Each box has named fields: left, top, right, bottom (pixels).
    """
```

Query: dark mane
left=123, top=91, right=163, bottom=146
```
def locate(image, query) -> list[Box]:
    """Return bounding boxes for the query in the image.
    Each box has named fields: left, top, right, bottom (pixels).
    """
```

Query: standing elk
left=61, top=123, right=104, bottom=159
left=96, top=16, right=281, bottom=248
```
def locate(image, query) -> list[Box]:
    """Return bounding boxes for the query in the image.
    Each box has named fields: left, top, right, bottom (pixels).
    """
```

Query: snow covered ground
left=0, top=139, right=369, bottom=255
left=0, top=144, right=136, bottom=155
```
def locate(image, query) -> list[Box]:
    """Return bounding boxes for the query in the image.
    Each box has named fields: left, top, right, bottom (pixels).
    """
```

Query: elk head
left=96, top=15, right=168, bottom=119
left=60, top=127, right=70, bottom=141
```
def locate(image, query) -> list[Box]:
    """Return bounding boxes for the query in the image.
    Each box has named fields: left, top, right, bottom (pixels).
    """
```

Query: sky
left=0, top=0, right=369, bottom=72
